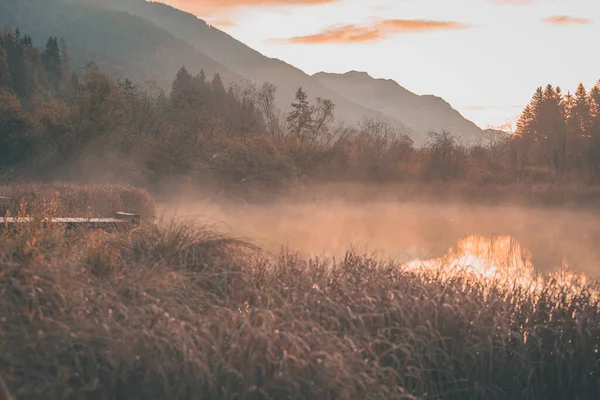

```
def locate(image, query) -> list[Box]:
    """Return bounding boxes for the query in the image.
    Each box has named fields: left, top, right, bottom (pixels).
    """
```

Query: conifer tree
left=287, top=87, right=312, bottom=141
left=539, top=85, right=567, bottom=183
left=43, top=36, right=62, bottom=89
left=565, top=84, right=592, bottom=177
left=572, top=83, right=591, bottom=134
left=194, top=70, right=213, bottom=106
left=0, top=89, right=31, bottom=167
left=59, top=38, right=69, bottom=79
left=588, top=82, right=600, bottom=182
left=169, top=66, right=210, bottom=138
left=0, top=43, right=11, bottom=90
left=211, top=73, right=227, bottom=111
left=170, top=66, right=194, bottom=105
left=516, top=104, right=535, bottom=136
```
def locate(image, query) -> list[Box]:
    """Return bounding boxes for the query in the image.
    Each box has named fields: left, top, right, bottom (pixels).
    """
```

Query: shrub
left=208, top=134, right=297, bottom=198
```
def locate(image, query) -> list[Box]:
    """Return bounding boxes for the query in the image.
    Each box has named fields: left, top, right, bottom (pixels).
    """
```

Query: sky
left=164, top=0, right=598, bottom=130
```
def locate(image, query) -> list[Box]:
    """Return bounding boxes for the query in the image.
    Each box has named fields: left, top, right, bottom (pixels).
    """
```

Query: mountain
left=80, top=0, right=416, bottom=139
left=313, top=71, right=484, bottom=145
left=1, top=0, right=483, bottom=145
left=483, top=128, right=511, bottom=138
left=0, top=0, right=240, bottom=88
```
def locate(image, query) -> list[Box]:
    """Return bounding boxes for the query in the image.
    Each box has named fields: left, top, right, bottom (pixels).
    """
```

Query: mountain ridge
left=90, top=0, right=418, bottom=139
left=313, top=70, right=484, bottom=144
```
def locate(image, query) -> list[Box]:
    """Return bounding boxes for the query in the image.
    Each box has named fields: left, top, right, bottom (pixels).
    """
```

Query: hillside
left=91, top=0, right=420, bottom=140
left=484, top=128, right=510, bottom=136
left=313, top=71, right=485, bottom=145
left=0, top=0, right=240, bottom=89
left=1, top=0, right=486, bottom=145
left=104, top=0, right=484, bottom=143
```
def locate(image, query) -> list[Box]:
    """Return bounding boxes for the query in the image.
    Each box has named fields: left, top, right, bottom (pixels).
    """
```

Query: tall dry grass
left=1, top=212, right=599, bottom=399
left=0, top=182, right=156, bottom=220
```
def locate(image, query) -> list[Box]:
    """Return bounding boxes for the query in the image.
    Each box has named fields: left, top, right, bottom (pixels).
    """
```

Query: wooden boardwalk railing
left=1, top=212, right=141, bottom=230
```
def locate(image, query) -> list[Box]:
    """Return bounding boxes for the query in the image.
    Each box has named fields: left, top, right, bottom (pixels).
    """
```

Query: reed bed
left=0, top=182, right=156, bottom=220
left=1, top=210, right=599, bottom=399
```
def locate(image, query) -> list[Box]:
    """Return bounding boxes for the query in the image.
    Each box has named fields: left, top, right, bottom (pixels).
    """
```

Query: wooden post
left=115, top=212, right=141, bottom=225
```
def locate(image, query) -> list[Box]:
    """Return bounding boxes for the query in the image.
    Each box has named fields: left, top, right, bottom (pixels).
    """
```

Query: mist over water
left=161, top=188, right=600, bottom=279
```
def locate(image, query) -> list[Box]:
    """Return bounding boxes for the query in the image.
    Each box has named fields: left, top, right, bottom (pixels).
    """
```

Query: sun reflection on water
left=402, top=234, right=596, bottom=302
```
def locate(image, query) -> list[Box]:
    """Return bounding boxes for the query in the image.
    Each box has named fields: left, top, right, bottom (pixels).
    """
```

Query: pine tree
left=0, top=89, right=31, bottom=167
left=43, top=36, right=62, bottom=89
left=516, top=104, right=535, bottom=136
left=523, top=86, right=545, bottom=142
left=197, top=69, right=206, bottom=85
left=170, top=66, right=194, bottom=104
left=527, top=84, right=568, bottom=183
left=0, top=43, right=11, bottom=90
left=287, top=87, right=312, bottom=141
left=225, top=86, right=240, bottom=134
left=566, top=83, right=592, bottom=178
left=573, top=83, right=591, bottom=134
left=588, top=82, right=600, bottom=182
left=590, top=82, right=600, bottom=130
left=211, top=73, right=227, bottom=112
left=3, top=29, right=40, bottom=106
left=513, top=102, right=537, bottom=181
left=192, top=70, right=213, bottom=109
left=549, top=85, right=568, bottom=183
left=169, top=66, right=209, bottom=137
left=59, top=38, right=69, bottom=78
left=21, top=35, right=32, bottom=47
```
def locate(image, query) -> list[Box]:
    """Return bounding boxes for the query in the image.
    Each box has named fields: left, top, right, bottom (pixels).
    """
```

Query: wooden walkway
left=1, top=212, right=140, bottom=229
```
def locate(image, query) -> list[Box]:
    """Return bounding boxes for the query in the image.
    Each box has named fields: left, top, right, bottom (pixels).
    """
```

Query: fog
left=160, top=185, right=600, bottom=278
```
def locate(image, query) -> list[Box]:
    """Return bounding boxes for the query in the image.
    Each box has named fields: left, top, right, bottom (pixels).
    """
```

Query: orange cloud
left=542, top=15, right=592, bottom=25
left=170, top=0, right=338, bottom=13
left=272, top=19, right=471, bottom=44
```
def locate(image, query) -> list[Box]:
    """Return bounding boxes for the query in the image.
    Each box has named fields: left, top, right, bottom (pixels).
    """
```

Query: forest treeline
left=2, top=28, right=600, bottom=195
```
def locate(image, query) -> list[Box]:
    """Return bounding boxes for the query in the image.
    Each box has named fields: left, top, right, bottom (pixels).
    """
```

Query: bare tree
left=258, top=82, right=284, bottom=143
left=228, top=79, right=265, bottom=135
left=355, top=114, right=414, bottom=180
left=424, top=129, right=466, bottom=181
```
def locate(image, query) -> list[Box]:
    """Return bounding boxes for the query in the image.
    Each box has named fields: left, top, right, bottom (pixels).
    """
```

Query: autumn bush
left=1, top=213, right=600, bottom=400
left=207, top=134, right=298, bottom=199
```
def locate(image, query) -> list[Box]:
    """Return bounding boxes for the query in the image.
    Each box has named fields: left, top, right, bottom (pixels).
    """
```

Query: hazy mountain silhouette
left=85, top=0, right=416, bottom=139
left=313, top=71, right=484, bottom=144
left=0, top=0, right=240, bottom=88
left=1, top=0, right=485, bottom=144
left=483, top=128, right=511, bottom=138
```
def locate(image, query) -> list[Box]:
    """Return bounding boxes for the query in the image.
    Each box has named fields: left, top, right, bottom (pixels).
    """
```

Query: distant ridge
left=313, top=71, right=484, bottom=145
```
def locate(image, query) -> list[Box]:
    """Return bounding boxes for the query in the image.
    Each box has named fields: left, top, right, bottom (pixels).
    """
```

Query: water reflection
left=404, top=234, right=540, bottom=287
left=402, top=234, right=594, bottom=298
